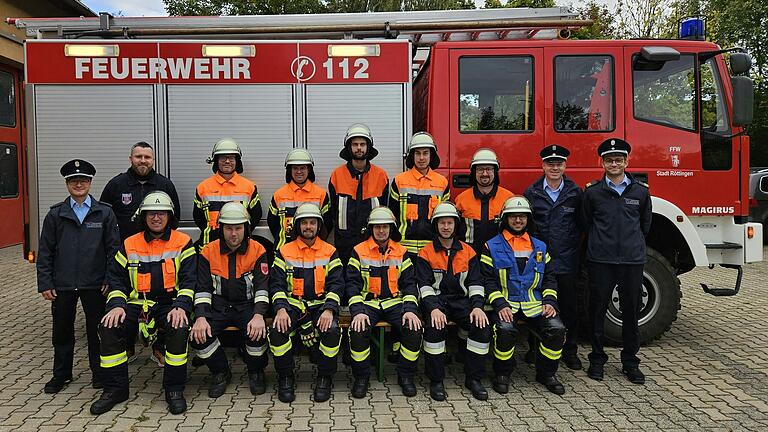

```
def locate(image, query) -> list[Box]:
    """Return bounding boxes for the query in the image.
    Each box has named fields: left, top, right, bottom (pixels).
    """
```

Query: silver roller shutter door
left=166, top=85, right=295, bottom=223
left=34, top=85, right=156, bottom=229
left=304, top=84, right=406, bottom=195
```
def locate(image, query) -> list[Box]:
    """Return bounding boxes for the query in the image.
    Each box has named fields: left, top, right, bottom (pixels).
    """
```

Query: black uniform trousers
left=491, top=310, right=565, bottom=378
left=51, top=290, right=105, bottom=381
left=423, top=297, right=490, bottom=382
left=99, top=302, right=189, bottom=393
left=556, top=274, right=580, bottom=355
left=268, top=304, right=340, bottom=378
left=588, top=262, right=643, bottom=368
left=190, top=303, right=268, bottom=375
left=349, top=303, right=421, bottom=379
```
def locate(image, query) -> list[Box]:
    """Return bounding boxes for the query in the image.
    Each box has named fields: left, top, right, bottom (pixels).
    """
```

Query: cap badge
left=74, top=161, right=80, bottom=167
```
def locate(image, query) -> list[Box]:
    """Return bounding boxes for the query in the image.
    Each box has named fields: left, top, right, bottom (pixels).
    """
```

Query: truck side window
left=700, top=57, right=729, bottom=134
left=459, top=56, right=534, bottom=132
left=554, top=55, right=614, bottom=131
left=0, top=143, right=18, bottom=198
left=632, top=54, right=695, bottom=131
left=0, top=71, right=15, bottom=128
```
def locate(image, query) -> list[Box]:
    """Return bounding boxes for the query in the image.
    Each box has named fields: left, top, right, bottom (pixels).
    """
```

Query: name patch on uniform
left=562, top=206, right=575, bottom=213
left=624, top=198, right=640, bottom=205
left=85, top=222, right=102, bottom=228
left=121, top=193, right=132, bottom=205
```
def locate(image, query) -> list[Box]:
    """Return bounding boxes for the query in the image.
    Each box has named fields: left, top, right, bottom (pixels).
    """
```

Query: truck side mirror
left=730, top=53, right=752, bottom=75
left=760, top=176, right=768, bottom=194
left=732, top=76, right=753, bottom=126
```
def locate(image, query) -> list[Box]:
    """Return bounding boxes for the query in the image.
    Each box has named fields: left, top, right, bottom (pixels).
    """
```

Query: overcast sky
left=80, top=0, right=611, bottom=17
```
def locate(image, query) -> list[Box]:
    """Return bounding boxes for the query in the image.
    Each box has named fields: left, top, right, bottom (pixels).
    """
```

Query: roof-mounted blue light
left=679, top=17, right=706, bottom=40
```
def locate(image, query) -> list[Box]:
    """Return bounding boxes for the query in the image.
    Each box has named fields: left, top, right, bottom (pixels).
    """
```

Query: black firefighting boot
left=492, top=375, right=510, bottom=394
left=207, top=368, right=232, bottom=398
left=465, top=378, right=488, bottom=401
left=165, top=391, right=187, bottom=415
left=429, top=381, right=447, bottom=401
left=89, top=390, right=129, bottom=415
left=352, top=376, right=369, bottom=399
left=249, top=372, right=266, bottom=395
left=536, top=374, right=565, bottom=395
left=314, top=375, right=333, bottom=402
left=398, top=375, right=417, bottom=397
left=277, top=375, right=295, bottom=403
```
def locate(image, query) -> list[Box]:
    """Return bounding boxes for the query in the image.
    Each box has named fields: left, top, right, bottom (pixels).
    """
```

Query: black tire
left=603, top=248, right=681, bottom=345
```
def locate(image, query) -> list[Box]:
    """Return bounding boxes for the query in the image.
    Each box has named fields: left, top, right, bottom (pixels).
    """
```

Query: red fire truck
left=10, top=8, right=760, bottom=344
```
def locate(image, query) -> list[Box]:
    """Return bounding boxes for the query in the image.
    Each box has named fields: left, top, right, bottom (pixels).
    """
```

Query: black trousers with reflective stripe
left=348, top=303, right=420, bottom=379
left=588, top=262, right=643, bottom=368
left=51, top=289, right=104, bottom=381
left=490, top=311, right=565, bottom=378
left=190, top=304, right=268, bottom=374
left=423, top=297, right=489, bottom=382
left=269, top=305, right=340, bottom=378
left=527, top=273, right=580, bottom=355
left=99, top=302, right=189, bottom=393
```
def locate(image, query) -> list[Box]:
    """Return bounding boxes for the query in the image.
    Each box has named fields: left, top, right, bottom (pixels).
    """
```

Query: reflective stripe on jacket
left=267, top=181, right=332, bottom=250
left=415, top=239, right=485, bottom=312
left=346, top=237, right=418, bottom=315
left=193, top=172, right=261, bottom=246
left=328, top=162, right=388, bottom=236
left=388, top=167, right=450, bottom=253
left=196, top=238, right=269, bottom=318
left=454, top=185, right=514, bottom=254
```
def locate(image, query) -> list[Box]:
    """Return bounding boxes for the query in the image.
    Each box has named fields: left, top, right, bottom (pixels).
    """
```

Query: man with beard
left=523, top=145, right=583, bottom=370
left=269, top=203, right=344, bottom=403
left=389, top=132, right=450, bottom=254
left=328, top=124, right=389, bottom=265
left=90, top=191, right=196, bottom=415
left=482, top=197, right=567, bottom=395
left=416, top=203, right=491, bottom=401
left=455, top=149, right=515, bottom=254
left=37, top=159, right=120, bottom=394
left=268, top=149, right=333, bottom=251
left=346, top=207, right=422, bottom=398
left=191, top=202, right=270, bottom=398
left=194, top=138, right=262, bottom=247
left=100, top=142, right=180, bottom=241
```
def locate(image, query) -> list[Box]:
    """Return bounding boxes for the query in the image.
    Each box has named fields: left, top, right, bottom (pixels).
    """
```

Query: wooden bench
left=221, top=309, right=393, bottom=382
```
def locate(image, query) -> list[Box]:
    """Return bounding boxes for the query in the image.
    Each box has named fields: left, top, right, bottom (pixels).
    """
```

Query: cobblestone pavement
left=0, top=244, right=766, bottom=432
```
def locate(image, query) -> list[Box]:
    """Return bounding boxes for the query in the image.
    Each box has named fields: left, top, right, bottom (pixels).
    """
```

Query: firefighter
left=523, top=145, right=583, bottom=370
left=346, top=207, right=422, bottom=398
left=191, top=202, right=270, bottom=398
left=101, top=141, right=180, bottom=364
left=100, top=141, right=181, bottom=242
left=416, top=203, right=491, bottom=401
left=328, top=123, right=389, bottom=265
left=268, top=203, right=344, bottom=403
left=194, top=138, right=262, bottom=247
left=482, top=197, right=567, bottom=395
left=389, top=132, right=450, bottom=254
left=90, top=191, right=196, bottom=415
left=37, top=159, right=120, bottom=393
left=268, top=149, right=333, bottom=251
left=454, top=148, right=515, bottom=254
left=581, top=138, right=651, bottom=385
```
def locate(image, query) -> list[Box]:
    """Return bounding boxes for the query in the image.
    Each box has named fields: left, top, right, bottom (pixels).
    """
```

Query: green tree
left=484, top=0, right=555, bottom=7
left=163, top=0, right=327, bottom=15
left=616, top=0, right=670, bottom=38
left=570, top=0, right=617, bottom=39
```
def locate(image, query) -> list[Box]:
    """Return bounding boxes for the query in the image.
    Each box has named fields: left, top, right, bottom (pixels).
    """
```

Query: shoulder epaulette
left=637, top=181, right=649, bottom=188
left=584, top=181, right=596, bottom=189
left=49, top=201, right=64, bottom=209
left=98, top=200, right=113, bottom=208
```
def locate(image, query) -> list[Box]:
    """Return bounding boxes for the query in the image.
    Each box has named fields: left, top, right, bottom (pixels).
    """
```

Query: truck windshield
left=632, top=54, right=696, bottom=131
left=459, top=56, right=534, bottom=132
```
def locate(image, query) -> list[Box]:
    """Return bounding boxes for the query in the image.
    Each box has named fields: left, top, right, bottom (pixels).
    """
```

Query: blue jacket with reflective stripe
left=486, top=234, right=547, bottom=303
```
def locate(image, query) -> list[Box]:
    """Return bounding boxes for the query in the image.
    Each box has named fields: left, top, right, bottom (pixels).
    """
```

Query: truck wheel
left=603, top=248, right=681, bottom=345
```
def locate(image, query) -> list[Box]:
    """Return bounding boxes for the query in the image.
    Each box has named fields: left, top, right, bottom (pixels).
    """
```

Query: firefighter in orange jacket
left=454, top=149, right=515, bottom=255
left=389, top=132, right=450, bottom=254
left=329, top=124, right=389, bottom=265
left=269, top=203, right=344, bottom=403
left=191, top=202, right=270, bottom=399
left=90, top=192, right=196, bottom=415
left=347, top=207, right=422, bottom=399
left=416, top=203, right=491, bottom=401
left=194, top=139, right=262, bottom=247
left=268, top=149, right=333, bottom=251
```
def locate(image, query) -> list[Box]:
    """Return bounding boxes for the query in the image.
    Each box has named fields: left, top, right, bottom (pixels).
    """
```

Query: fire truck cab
left=12, top=8, right=760, bottom=344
